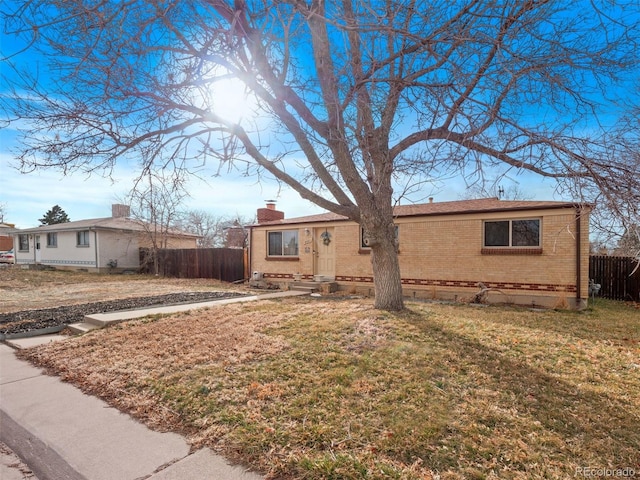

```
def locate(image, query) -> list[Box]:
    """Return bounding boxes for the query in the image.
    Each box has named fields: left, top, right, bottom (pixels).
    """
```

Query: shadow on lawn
left=464, top=300, right=639, bottom=346
left=401, top=310, right=640, bottom=473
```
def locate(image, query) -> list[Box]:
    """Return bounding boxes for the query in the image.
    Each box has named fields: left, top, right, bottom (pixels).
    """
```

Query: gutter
left=247, top=226, right=253, bottom=280
left=93, top=228, right=99, bottom=269
left=575, top=207, right=582, bottom=305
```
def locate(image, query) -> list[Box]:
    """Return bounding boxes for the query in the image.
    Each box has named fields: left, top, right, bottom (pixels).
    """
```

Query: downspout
left=247, top=226, right=252, bottom=281
left=575, top=208, right=582, bottom=307
left=93, top=229, right=99, bottom=270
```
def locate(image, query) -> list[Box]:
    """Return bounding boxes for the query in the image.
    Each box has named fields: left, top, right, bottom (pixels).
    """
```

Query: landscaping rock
left=0, top=291, right=246, bottom=336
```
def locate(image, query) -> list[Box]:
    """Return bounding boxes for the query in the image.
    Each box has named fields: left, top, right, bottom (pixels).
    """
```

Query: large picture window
left=268, top=230, right=299, bottom=256
left=484, top=219, right=540, bottom=247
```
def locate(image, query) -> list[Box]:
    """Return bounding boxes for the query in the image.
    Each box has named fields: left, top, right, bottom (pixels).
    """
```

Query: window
left=484, top=219, right=540, bottom=247
left=47, top=232, right=58, bottom=247
left=18, top=234, right=29, bottom=252
left=77, top=230, right=90, bottom=247
left=268, top=230, right=298, bottom=256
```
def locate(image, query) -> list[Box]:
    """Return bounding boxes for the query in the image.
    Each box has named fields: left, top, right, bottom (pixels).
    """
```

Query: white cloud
left=0, top=149, right=325, bottom=228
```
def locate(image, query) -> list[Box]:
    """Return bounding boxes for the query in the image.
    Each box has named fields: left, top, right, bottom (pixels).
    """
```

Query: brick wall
left=250, top=206, right=588, bottom=308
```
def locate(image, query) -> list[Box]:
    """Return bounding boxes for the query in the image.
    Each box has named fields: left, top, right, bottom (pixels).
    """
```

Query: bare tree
left=2, top=1, right=639, bottom=310
left=126, top=169, right=189, bottom=274
left=174, top=210, right=252, bottom=248
left=614, top=225, right=640, bottom=257
left=175, top=210, right=224, bottom=248
left=459, top=182, right=532, bottom=201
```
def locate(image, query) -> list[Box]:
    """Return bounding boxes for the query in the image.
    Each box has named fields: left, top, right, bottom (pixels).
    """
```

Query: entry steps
left=290, top=280, right=338, bottom=294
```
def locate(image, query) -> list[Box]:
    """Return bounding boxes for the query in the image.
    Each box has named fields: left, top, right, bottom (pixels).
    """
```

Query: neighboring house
left=249, top=198, right=591, bottom=309
left=14, top=204, right=199, bottom=272
left=0, top=222, right=16, bottom=251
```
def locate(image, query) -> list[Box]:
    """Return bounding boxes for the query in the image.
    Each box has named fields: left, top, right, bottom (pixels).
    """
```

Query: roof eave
left=252, top=201, right=590, bottom=227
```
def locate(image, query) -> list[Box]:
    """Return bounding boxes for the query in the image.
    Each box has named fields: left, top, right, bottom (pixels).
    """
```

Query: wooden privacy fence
left=140, top=248, right=247, bottom=283
left=589, top=255, right=640, bottom=302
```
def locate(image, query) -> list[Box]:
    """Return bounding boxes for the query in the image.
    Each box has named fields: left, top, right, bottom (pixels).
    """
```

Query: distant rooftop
left=15, top=216, right=200, bottom=238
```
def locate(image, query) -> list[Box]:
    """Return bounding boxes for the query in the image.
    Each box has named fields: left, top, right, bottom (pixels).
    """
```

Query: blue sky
left=0, top=139, right=561, bottom=229
left=0, top=2, right=611, bottom=229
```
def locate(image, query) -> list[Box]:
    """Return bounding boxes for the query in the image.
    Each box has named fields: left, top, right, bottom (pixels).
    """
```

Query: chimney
left=428, top=197, right=434, bottom=204
left=257, top=200, right=284, bottom=224
left=112, top=204, right=131, bottom=218
left=224, top=222, right=247, bottom=248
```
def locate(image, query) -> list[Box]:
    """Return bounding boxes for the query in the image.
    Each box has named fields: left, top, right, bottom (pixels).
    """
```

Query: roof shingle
left=255, top=198, right=587, bottom=226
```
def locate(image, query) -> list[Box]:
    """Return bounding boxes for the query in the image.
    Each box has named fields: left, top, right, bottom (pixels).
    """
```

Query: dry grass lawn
left=5, top=270, right=640, bottom=479
left=0, top=268, right=241, bottom=312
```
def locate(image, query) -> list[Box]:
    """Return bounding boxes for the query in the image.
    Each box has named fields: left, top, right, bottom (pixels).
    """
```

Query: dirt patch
left=0, top=268, right=246, bottom=313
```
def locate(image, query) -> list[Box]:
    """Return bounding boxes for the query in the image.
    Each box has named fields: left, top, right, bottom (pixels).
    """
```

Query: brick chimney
left=112, top=204, right=131, bottom=218
left=257, top=201, right=284, bottom=224
left=224, top=221, right=247, bottom=248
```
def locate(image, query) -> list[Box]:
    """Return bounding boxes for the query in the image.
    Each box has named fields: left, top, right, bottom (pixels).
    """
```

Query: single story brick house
left=249, top=198, right=591, bottom=309
left=14, top=205, right=199, bottom=272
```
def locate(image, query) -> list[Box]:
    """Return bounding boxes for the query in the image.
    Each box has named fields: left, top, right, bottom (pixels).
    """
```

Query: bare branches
left=2, top=0, right=639, bottom=227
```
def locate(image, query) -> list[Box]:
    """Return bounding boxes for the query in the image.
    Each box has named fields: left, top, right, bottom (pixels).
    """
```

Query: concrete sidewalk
left=0, top=344, right=263, bottom=480
left=0, top=291, right=314, bottom=480
left=86, top=289, right=308, bottom=323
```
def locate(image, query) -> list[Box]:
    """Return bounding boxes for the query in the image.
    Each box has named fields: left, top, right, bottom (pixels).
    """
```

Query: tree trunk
left=362, top=205, right=404, bottom=310
left=370, top=241, right=405, bottom=310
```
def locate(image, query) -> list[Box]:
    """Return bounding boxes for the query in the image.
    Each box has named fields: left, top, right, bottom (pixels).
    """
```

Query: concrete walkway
left=0, top=290, right=311, bottom=480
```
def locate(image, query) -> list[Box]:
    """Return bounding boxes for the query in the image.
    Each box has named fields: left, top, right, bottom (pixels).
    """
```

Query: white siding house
left=14, top=205, right=199, bottom=272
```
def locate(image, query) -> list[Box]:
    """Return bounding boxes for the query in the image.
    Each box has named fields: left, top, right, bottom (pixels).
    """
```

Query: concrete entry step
left=291, top=281, right=338, bottom=294
left=290, top=281, right=320, bottom=292
left=67, top=322, right=100, bottom=335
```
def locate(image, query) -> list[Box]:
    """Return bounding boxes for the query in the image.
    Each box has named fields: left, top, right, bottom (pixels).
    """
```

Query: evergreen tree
left=39, top=205, right=70, bottom=225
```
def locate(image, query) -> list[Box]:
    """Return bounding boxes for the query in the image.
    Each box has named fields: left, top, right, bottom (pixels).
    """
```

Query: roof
left=256, top=198, right=588, bottom=226
left=15, top=217, right=200, bottom=237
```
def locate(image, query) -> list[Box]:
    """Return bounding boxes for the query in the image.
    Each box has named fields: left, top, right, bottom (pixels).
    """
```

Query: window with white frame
left=47, top=232, right=58, bottom=247
left=77, top=230, right=90, bottom=247
left=18, top=234, right=29, bottom=251
left=484, top=219, right=540, bottom=247
left=267, top=230, right=299, bottom=256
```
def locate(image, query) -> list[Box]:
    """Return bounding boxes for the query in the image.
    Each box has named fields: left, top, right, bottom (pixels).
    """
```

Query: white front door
left=314, top=227, right=335, bottom=279
left=35, top=235, right=41, bottom=263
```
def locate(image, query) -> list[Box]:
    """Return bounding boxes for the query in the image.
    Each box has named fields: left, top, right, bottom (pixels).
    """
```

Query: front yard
left=6, top=271, right=640, bottom=479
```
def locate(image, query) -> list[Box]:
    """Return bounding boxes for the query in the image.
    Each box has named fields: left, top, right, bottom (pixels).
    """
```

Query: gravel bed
left=0, top=291, right=248, bottom=336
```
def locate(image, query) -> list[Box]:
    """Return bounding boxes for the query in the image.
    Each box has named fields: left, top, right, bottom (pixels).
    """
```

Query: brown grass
left=0, top=268, right=242, bottom=312
left=7, top=271, right=640, bottom=479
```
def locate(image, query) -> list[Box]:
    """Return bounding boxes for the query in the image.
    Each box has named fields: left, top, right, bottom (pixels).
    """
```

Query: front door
left=314, top=227, right=335, bottom=279
left=35, top=235, right=41, bottom=263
